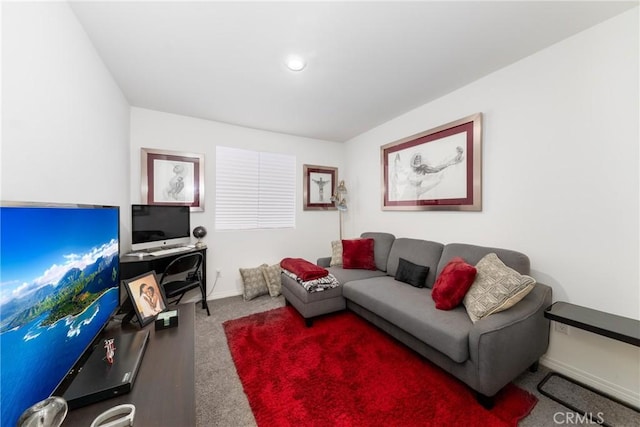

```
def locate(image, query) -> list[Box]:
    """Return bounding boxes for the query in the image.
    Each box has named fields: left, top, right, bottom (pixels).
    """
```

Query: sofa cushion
left=343, top=276, right=472, bottom=363
left=437, top=243, right=531, bottom=277
left=360, top=232, right=396, bottom=271
left=387, top=238, right=444, bottom=288
left=463, top=253, right=536, bottom=322
left=342, top=238, right=377, bottom=270
left=431, top=257, right=477, bottom=310
left=326, top=266, right=386, bottom=285
left=394, top=258, right=429, bottom=288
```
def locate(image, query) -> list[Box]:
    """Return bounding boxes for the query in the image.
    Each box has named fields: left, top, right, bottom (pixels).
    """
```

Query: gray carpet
left=194, top=295, right=639, bottom=426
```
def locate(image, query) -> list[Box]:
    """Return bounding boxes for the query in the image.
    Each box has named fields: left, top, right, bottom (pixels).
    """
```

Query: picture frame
left=141, top=148, right=205, bottom=212
left=380, top=113, right=482, bottom=211
left=303, top=165, right=338, bottom=210
left=122, top=271, right=168, bottom=327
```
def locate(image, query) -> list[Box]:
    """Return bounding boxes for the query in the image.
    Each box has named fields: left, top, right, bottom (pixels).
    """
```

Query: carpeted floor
left=223, top=305, right=536, bottom=426
left=194, top=295, right=639, bottom=426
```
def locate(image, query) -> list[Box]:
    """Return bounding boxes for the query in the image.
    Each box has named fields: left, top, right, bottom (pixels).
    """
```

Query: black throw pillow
left=394, top=257, right=430, bottom=288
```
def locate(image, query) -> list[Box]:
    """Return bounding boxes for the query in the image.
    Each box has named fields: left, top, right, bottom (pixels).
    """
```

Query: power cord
left=206, top=270, right=220, bottom=298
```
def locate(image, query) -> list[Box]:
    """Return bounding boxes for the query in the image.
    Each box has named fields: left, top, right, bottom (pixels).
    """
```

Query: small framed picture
left=122, top=271, right=168, bottom=327
left=303, top=164, right=338, bottom=210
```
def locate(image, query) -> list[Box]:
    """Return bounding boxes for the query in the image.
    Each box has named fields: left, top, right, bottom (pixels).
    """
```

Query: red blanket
left=280, top=258, right=328, bottom=282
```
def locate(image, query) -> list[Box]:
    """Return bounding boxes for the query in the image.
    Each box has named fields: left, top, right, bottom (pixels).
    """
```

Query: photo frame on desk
left=122, top=271, right=168, bottom=327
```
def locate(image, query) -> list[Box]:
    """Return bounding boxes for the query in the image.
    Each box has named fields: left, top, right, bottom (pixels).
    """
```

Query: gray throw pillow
left=261, top=264, right=282, bottom=297
left=330, top=240, right=343, bottom=266
left=239, top=264, right=269, bottom=301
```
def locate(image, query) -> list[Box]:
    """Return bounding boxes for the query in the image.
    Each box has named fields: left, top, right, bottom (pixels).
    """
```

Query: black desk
left=538, top=302, right=640, bottom=423
left=63, top=303, right=195, bottom=426
left=120, top=246, right=208, bottom=313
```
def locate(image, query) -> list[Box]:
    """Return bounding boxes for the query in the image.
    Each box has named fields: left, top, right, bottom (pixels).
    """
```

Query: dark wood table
left=537, top=302, right=639, bottom=425
left=544, top=301, right=639, bottom=346
left=63, top=303, right=195, bottom=426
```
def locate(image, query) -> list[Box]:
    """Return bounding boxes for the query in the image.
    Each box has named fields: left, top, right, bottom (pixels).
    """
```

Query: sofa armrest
left=468, top=283, right=552, bottom=396
left=317, top=257, right=331, bottom=267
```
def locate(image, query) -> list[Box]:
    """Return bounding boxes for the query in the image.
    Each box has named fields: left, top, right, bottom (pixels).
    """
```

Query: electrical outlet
left=555, top=322, right=569, bottom=335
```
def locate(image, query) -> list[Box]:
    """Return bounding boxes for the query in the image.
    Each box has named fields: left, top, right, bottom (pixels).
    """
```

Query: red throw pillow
left=432, top=257, right=477, bottom=310
left=342, top=238, right=377, bottom=270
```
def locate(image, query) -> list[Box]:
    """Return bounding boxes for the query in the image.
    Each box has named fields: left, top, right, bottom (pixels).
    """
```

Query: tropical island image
left=0, top=252, right=119, bottom=333
left=0, top=205, right=120, bottom=427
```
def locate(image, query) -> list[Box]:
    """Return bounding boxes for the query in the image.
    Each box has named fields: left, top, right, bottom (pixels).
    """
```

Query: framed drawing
left=122, top=271, right=167, bottom=327
left=303, top=164, right=337, bottom=210
left=380, top=113, right=482, bottom=211
left=141, top=148, right=205, bottom=212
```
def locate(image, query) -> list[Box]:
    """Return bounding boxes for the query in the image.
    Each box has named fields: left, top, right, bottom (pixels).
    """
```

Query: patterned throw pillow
left=239, top=264, right=269, bottom=301
left=463, top=253, right=536, bottom=322
left=330, top=240, right=343, bottom=266
left=261, top=264, right=282, bottom=297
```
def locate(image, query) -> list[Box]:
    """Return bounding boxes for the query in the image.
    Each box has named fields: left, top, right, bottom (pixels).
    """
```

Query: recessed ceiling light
left=286, top=56, right=306, bottom=72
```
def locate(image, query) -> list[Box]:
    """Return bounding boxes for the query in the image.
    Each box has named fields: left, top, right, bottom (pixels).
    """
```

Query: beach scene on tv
left=0, top=206, right=120, bottom=427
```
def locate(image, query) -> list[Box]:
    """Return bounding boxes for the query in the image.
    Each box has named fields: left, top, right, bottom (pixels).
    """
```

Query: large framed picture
left=141, top=148, right=205, bottom=212
left=303, top=164, right=338, bottom=210
left=122, top=271, right=168, bottom=327
left=380, top=113, right=482, bottom=211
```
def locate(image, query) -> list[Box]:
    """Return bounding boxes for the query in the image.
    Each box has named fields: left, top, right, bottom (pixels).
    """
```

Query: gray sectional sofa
left=280, top=232, right=552, bottom=406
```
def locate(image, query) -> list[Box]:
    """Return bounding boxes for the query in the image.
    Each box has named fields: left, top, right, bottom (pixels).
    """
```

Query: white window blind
left=215, top=146, right=296, bottom=230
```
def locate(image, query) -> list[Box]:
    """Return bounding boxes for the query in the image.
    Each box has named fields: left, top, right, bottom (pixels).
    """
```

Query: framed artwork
left=122, top=271, right=168, bottom=327
left=380, top=113, right=482, bottom=211
left=303, top=164, right=337, bottom=210
left=141, top=148, right=205, bottom=212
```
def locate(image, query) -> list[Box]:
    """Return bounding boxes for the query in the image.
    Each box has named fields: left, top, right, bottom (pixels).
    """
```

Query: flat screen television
left=131, top=204, right=191, bottom=251
left=0, top=202, right=120, bottom=426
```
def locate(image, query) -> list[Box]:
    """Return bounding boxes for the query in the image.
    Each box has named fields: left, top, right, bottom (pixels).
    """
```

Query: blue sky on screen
left=0, top=206, right=119, bottom=305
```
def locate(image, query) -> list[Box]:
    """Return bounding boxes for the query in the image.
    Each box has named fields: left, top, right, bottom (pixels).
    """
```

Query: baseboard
left=179, top=288, right=241, bottom=304
left=540, top=355, right=640, bottom=408
left=207, top=289, right=242, bottom=300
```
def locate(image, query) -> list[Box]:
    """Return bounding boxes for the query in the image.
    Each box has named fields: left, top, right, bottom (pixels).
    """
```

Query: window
left=215, top=146, right=296, bottom=230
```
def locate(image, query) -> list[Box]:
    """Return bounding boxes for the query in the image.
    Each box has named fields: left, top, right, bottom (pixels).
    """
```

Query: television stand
left=62, top=330, right=149, bottom=409
left=62, top=303, right=196, bottom=426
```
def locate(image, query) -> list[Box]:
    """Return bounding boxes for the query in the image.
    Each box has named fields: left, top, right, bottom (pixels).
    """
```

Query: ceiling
left=69, top=1, right=637, bottom=142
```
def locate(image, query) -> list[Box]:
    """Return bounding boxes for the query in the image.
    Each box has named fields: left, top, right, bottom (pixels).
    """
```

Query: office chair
left=158, top=252, right=210, bottom=315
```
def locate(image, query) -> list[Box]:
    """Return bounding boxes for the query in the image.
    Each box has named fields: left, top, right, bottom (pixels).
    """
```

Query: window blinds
left=215, top=146, right=296, bottom=230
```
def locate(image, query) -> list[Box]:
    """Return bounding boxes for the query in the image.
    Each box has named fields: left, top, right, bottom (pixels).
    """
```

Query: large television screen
left=0, top=203, right=120, bottom=426
left=131, top=204, right=190, bottom=251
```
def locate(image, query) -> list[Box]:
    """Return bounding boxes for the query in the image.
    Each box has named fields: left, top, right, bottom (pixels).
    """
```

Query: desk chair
left=159, top=252, right=210, bottom=315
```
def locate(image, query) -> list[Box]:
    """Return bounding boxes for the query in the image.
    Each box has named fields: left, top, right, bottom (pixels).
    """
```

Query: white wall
left=1, top=2, right=131, bottom=244
left=130, top=108, right=344, bottom=299
left=344, top=9, right=639, bottom=405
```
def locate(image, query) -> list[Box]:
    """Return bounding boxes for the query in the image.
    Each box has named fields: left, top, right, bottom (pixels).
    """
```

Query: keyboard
left=147, top=246, right=192, bottom=257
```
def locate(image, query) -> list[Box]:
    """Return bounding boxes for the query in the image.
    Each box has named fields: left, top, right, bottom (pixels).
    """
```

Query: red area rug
left=223, top=306, right=537, bottom=427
